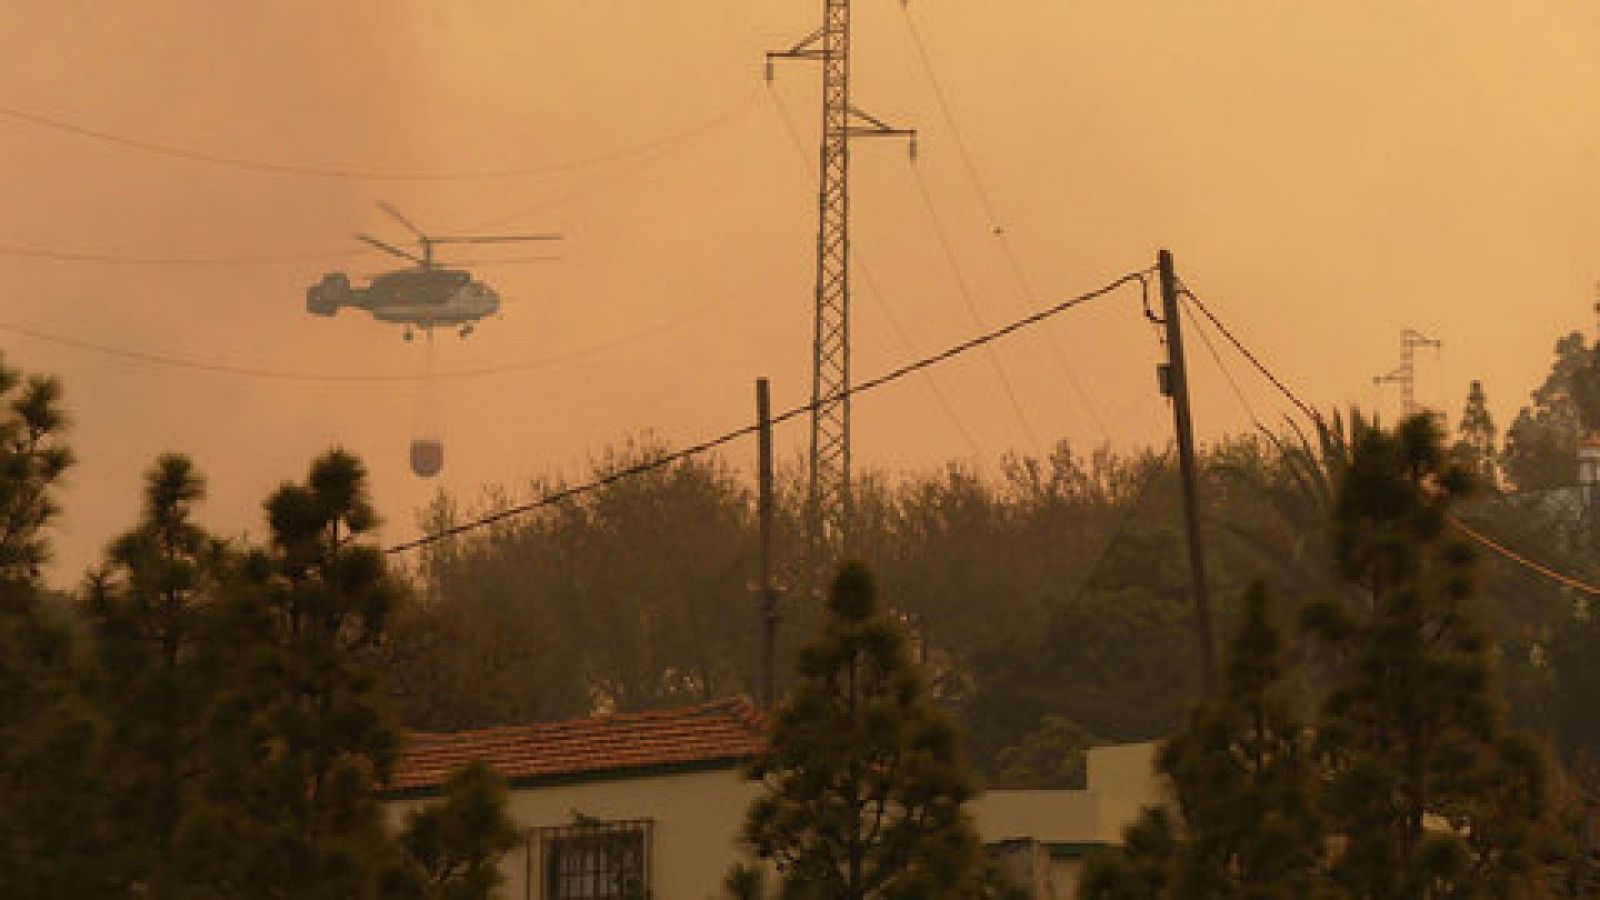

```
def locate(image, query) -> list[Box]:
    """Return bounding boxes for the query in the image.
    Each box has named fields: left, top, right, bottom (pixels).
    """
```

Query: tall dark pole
left=1158, top=249, right=1219, bottom=697
left=757, top=377, right=779, bottom=710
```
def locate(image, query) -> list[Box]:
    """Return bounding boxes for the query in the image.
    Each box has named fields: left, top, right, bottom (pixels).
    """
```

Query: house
left=383, top=697, right=1161, bottom=899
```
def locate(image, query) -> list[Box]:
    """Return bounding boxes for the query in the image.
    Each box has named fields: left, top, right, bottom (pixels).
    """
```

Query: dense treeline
left=0, top=353, right=514, bottom=898
left=394, top=437, right=1211, bottom=781
left=392, top=329, right=1600, bottom=798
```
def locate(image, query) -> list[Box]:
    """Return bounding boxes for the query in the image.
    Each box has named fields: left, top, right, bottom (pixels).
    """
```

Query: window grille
left=533, top=818, right=652, bottom=900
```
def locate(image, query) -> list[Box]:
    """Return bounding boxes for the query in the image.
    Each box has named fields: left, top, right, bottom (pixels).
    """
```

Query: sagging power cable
left=1178, top=283, right=1322, bottom=426
left=1179, top=277, right=1600, bottom=598
left=899, top=4, right=1113, bottom=443
left=0, top=97, right=757, bottom=182
left=383, top=267, right=1152, bottom=554
left=1179, top=293, right=1266, bottom=432
left=907, top=164, right=1042, bottom=450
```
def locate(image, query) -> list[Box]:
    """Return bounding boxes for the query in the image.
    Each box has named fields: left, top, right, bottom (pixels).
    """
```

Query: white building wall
left=388, top=741, right=1165, bottom=899
left=392, top=766, right=759, bottom=900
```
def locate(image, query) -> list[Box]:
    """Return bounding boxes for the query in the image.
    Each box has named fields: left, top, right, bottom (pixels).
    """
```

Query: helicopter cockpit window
left=371, top=270, right=470, bottom=306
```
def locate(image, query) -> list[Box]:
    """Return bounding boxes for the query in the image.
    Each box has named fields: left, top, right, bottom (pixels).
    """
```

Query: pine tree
left=200, top=448, right=404, bottom=897
left=1079, top=584, right=1326, bottom=900
left=1453, top=380, right=1499, bottom=488
left=0, top=359, right=105, bottom=897
left=741, top=561, right=986, bottom=899
left=83, top=453, right=226, bottom=893
left=1308, top=412, right=1553, bottom=897
left=384, top=761, right=520, bottom=900
left=1164, top=584, right=1327, bottom=897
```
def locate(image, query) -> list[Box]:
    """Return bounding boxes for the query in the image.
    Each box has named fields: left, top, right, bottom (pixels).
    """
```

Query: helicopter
left=307, top=203, right=560, bottom=340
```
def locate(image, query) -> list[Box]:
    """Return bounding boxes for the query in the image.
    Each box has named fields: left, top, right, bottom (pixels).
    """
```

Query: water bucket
left=410, top=438, right=444, bottom=478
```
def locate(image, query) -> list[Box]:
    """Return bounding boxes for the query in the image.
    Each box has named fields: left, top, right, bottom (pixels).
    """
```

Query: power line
left=0, top=271, right=761, bottom=383
left=383, top=267, right=1150, bottom=554
left=994, top=234, right=1114, bottom=442
left=899, top=4, right=1112, bottom=444
left=0, top=243, right=564, bottom=268
left=857, top=263, right=984, bottom=457
left=907, top=164, right=1042, bottom=449
left=1448, top=516, right=1600, bottom=598
left=1, top=107, right=758, bottom=268
left=464, top=102, right=763, bottom=232
left=1179, top=276, right=1600, bottom=599
left=899, top=7, right=1003, bottom=228
left=0, top=97, right=758, bottom=182
left=1180, top=293, right=1266, bottom=431
left=0, top=243, right=366, bottom=266
left=1178, top=282, right=1322, bottom=425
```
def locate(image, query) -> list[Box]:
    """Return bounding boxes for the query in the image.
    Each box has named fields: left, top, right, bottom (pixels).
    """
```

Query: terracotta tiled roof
left=388, top=696, right=767, bottom=794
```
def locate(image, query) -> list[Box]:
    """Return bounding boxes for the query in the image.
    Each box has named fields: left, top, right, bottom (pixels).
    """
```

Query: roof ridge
left=390, top=695, right=770, bottom=792
left=408, top=694, right=763, bottom=743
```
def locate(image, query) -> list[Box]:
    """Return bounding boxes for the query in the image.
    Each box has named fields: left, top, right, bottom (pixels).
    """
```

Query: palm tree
left=1216, top=410, right=1354, bottom=603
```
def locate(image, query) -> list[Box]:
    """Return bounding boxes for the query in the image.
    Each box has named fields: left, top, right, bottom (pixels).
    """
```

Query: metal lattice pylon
left=768, top=0, right=914, bottom=575
left=1373, top=328, right=1441, bottom=418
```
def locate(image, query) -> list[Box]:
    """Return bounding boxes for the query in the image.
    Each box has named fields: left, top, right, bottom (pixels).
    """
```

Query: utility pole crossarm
left=846, top=106, right=916, bottom=139
left=1373, top=366, right=1407, bottom=387
left=767, top=27, right=827, bottom=66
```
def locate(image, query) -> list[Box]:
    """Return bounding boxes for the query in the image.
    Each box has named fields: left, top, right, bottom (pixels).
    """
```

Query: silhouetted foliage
left=395, top=438, right=768, bottom=729
left=1454, top=380, right=1499, bottom=487
left=82, top=453, right=226, bottom=894
left=396, top=440, right=1233, bottom=785
left=1080, top=584, right=1327, bottom=899
left=0, top=366, right=540, bottom=896
left=993, top=715, right=1096, bottom=790
left=1504, top=333, right=1596, bottom=491
left=195, top=449, right=405, bottom=895
left=385, top=761, right=519, bottom=900
left=1310, top=413, right=1552, bottom=896
left=741, top=562, right=987, bottom=899
left=0, top=356, right=104, bottom=897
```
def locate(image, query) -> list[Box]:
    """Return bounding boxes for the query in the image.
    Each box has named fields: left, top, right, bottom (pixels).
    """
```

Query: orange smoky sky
left=3, top=2, right=1599, bottom=583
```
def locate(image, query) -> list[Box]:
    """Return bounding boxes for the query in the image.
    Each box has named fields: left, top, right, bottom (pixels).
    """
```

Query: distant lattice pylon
left=1374, top=328, right=1441, bottom=418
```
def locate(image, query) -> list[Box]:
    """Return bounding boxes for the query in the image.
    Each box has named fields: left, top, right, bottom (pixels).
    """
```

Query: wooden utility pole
left=1157, top=249, right=1219, bottom=697
left=757, top=377, right=779, bottom=710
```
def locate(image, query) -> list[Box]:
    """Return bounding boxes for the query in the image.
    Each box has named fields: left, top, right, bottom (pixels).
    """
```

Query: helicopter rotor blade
left=378, top=202, right=429, bottom=242
left=449, top=255, right=566, bottom=265
left=357, top=233, right=424, bottom=265
left=430, top=234, right=564, bottom=245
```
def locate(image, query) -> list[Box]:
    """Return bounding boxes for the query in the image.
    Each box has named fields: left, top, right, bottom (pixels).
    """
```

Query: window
left=535, top=819, right=652, bottom=900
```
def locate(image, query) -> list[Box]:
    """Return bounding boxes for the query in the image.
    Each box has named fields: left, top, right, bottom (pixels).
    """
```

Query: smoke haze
left=4, top=2, right=1599, bottom=580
